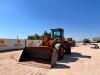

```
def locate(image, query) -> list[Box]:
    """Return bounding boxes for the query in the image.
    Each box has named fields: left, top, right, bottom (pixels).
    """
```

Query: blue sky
left=0, top=0, right=100, bottom=40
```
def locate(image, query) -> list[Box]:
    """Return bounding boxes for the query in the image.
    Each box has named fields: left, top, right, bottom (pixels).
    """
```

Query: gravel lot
left=0, top=44, right=100, bottom=75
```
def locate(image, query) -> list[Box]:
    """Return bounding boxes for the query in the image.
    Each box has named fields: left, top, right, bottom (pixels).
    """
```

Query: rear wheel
left=65, top=46, right=71, bottom=55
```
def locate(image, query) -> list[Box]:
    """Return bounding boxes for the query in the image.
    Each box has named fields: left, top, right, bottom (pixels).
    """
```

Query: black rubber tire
left=65, top=47, right=71, bottom=55
left=58, top=46, right=64, bottom=60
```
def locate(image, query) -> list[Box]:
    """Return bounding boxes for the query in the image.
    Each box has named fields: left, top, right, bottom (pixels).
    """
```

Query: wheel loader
left=19, top=28, right=71, bottom=68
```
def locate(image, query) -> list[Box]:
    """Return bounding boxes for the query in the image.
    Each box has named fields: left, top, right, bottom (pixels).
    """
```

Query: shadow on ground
left=69, top=52, right=91, bottom=59
left=52, top=52, right=91, bottom=69
left=53, top=63, right=70, bottom=69
left=0, top=49, right=22, bottom=53
left=57, top=52, right=91, bottom=65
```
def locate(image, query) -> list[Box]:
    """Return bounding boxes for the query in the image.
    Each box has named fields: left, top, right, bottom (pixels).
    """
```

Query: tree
left=27, top=31, right=51, bottom=40
left=27, top=34, right=42, bottom=40
left=34, top=34, right=39, bottom=39
left=34, top=34, right=42, bottom=40
left=43, top=31, right=51, bottom=38
left=27, top=35, right=35, bottom=40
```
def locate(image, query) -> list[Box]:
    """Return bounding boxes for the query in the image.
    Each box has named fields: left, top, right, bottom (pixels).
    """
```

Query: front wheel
left=58, top=46, right=64, bottom=60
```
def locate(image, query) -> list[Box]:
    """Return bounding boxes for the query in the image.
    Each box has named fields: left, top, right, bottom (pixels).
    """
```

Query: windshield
left=54, top=31, right=60, bottom=37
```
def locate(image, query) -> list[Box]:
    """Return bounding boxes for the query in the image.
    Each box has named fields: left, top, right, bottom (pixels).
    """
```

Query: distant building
left=92, top=37, right=100, bottom=42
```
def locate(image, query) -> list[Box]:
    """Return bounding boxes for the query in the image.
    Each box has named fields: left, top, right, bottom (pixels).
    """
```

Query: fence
left=0, top=39, right=42, bottom=51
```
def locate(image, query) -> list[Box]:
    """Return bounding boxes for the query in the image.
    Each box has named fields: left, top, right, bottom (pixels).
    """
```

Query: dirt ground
left=0, top=44, right=100, bottom=75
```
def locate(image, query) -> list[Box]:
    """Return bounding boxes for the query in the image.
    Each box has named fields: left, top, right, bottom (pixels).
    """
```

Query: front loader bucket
left=19, top=46, right=57, bottom=68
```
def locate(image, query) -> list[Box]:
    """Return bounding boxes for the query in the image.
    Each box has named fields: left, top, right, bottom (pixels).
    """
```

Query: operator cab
left=51, top=28, right=64, bottom=43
